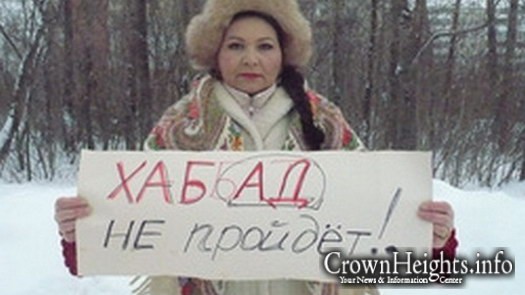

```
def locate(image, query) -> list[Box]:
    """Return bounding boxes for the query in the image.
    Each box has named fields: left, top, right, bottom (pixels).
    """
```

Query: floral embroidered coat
left=135, top=75, right=374, bottom=295
left=144, top=75, right=364, bottom=153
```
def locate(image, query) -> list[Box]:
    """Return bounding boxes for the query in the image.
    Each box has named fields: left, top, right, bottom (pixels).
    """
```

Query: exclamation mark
left=378, top=187, right=402, bottom=239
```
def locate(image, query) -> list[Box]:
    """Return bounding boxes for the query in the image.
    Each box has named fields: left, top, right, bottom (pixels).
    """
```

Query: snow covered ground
left=0, top=180, right=523, bottom=295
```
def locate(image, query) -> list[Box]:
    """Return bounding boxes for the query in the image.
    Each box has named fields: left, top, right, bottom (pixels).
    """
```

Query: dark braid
left=280, top=65, right=325, bottom=150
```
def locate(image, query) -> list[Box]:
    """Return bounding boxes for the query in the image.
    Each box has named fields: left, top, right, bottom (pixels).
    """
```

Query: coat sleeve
left=60, top=239, right=78, bottom=276
left=432, top=229, right=458, bottom=260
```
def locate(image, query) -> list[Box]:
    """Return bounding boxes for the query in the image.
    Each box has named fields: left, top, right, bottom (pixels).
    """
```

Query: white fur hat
left=185, top=0, right=312, bottom=71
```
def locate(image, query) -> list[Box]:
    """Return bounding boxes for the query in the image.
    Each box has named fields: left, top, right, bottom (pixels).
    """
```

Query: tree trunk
left=521, top=131, right=525, bottom=181
left=90, top=0, right=111, bottom=149
left=65, top=0, right=110, bottom=150
left=363, top=0, right=378, bottom=146
left=330, top=0, right=344, bottom=107
left=0, top=27, right=44, bottom=166
left=485, top=0, right=498, bottom=115
left=62, top=0, right=76, bottom=152
left=443, top=0, right=461, bottom=117
left=386, top=0, right=402, bottom=148
left=124, top=0, right=152, bottom=149
left=494, top=0, right=518, bottom=149
left=411, top=0, right=431, bottom=148
left=134, top=0, right=153, bottom=142
left=388, top=0, right=417, bottom=150
left=172, top=0, right=200, bottom=98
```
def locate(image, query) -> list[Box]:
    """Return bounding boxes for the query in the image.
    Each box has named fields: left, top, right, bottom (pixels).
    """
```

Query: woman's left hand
left=418, top=201, right=454, bottom=249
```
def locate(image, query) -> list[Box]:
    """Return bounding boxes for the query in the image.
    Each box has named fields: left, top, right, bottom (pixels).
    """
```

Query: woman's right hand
left=54, top=197, right=92, bottom=242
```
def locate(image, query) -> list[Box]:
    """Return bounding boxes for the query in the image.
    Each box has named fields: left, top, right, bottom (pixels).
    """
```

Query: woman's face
left=217, top=16, right=283, bottom=95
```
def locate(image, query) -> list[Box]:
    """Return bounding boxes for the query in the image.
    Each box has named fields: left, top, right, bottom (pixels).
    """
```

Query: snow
left=0, top=182, right=131, bottom=294
left=382, top=180, right=524, bottom=295
left=0, top=180, right=523, bottom=295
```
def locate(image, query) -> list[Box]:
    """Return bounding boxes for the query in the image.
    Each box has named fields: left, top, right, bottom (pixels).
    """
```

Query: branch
left=410, top=20, right=492, bottom=67
left=0, top=23, right=23, bottom=60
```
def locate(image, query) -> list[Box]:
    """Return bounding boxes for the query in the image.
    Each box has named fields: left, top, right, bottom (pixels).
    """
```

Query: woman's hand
left=54, top=197, right=91, bottom=242
left=418, top=201, right=454, bottom=249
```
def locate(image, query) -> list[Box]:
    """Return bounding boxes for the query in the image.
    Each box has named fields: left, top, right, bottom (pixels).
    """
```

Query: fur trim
left=185, top=0, right=312, bottom=70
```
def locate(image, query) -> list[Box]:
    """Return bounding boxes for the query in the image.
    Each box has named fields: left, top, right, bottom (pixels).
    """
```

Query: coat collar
left=214, top=81, right=294, bottom=150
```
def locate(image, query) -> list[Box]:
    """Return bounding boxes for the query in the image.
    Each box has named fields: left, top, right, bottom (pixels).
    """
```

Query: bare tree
left=521, top=130, right=525, bottom=181
left=494, top=0, right=519, bottom=149
left=121, top=0, right=152, bottom=149
left=62, top=0, right=76, bottom=152
left=363, top=0, right=379, bottom=146
left=1, top=0, right=524, bottom=184
left=0, top=25, right=45, bottom=170
left=486, top=0, right=498, bottom=113
left=330, top=0, right=345, bottom=107
left=387, top=0, right=419, bottom=150
left=60, top=0, right=110, bottom=150
left=443, top=0, right=462, bottom=122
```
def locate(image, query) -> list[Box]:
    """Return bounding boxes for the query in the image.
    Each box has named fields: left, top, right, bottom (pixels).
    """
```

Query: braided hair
left=229, top=11, right=325, bottom=150
left=280, top=65, right=325, bottom=150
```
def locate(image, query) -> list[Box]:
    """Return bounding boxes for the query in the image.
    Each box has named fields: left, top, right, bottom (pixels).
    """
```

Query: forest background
left=0, top=0, right=524, bottom=187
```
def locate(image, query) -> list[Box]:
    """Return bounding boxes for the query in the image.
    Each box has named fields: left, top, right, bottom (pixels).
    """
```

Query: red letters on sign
left=105, top=156, right=321, bottom=208
left=269, top=158, right=311, bottom=208
left=232, top=162, right=264, bottom=201
left=107, top=161, right=148, bottom=203
left=180, top=161, right=215, bottom=204
left=136, top=161, right=172, bottom=204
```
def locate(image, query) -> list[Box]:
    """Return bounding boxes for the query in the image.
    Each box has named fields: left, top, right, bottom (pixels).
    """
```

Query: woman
left=55, top=0, right=457, bottom=294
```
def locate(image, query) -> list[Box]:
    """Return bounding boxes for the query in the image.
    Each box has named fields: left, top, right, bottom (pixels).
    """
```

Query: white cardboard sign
left=76, top=150, right=432, bottom=281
